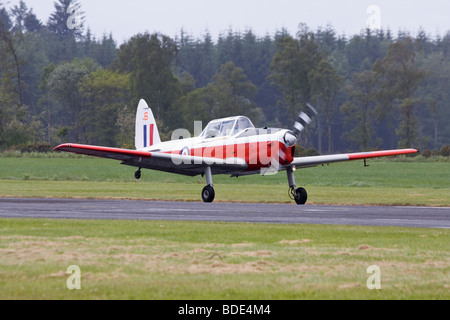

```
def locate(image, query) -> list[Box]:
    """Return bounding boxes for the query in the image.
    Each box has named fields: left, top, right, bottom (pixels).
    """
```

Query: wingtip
left=52, top=143, right=75, bottom=152
left=406, top=148, right=419, bottom=154
left=52, top=144, right=64, bottom=152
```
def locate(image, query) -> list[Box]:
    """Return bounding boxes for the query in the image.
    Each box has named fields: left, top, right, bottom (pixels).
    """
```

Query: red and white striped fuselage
left=141, top=128, right=296, bottom=175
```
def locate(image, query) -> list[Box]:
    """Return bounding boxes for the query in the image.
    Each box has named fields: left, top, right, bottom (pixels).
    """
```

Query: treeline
left=0, top=0, right=449, bottom=154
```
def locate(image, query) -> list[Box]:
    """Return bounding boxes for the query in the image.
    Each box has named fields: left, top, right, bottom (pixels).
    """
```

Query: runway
left=0, top=198, right=449, bottom=228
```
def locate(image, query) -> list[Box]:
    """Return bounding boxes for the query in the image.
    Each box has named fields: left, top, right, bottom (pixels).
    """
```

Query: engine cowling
left=283, top=131, right=298, bottom=147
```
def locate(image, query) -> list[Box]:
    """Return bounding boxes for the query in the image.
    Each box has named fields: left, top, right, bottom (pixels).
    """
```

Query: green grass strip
left=0, top=218, right=448, bottom=300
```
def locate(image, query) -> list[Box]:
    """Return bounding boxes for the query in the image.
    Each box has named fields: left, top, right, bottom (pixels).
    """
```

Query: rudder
left=135, top=99, right=161, bottom=149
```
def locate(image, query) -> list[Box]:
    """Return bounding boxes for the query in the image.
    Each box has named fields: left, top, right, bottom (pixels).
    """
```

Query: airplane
left=53, top=99, right=418, bottom=204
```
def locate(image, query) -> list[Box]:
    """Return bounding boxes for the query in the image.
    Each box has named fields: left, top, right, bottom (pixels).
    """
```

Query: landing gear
left=290, top=186, right=308, bottom=205
left=202, top=166, right=215, bottom=203
left=202, top=185, right=215, bottom=203
left=287, top=167, right=308, bottom=205
left=135, top=168, right=142, bottom=180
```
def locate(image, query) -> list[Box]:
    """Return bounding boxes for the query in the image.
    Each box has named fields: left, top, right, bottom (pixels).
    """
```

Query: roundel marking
left=180, top=147, right=190, bottom=156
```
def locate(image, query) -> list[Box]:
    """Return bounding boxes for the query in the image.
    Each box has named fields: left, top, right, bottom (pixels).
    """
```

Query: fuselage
left=140, top=128, right=296, bottom=174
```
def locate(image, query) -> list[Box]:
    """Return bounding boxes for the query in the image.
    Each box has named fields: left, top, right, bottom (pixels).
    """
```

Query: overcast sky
left=5, top=0, right=450, bottom=43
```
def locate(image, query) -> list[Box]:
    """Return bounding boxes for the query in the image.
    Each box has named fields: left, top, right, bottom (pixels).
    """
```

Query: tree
left=396, top=98, right=419, bottom=148
left=46, top=0, right=85, bottom=62
left=177, top=30, right=216, bottom=88
left=310, top=59, right=344, bottom=154
left=47, top=58, right=98, bottom=142
left=176, top=62, right=262, bottom=129
left=38, top=62, right=56, bottom=144
left=0, top=8, right=24, bottom=106
left=217, top=29, right=240, bottom=68
left=176, top=85, right=216, bottom=130
left=10, top=0, right=28, bottom=33
left=270, top=26, right=325, bottom=149
left=418, top=52, right=450, bottom=149
left=373, top=37, right=426, bottom=148
left=93, top=33, right=117, bottom=68
left=78, top=68, right=131, bottom=146
left=47, top=0, right=84, bottom=39
left=210, top=61, right=259, bottom=119
left=116, top=104, right=135, bottom=149
left=0, top=2, right=45, bottom=148
left=270, top=27, right=325, bottom=118
left=315, top=24, right=337, bottom=54
left=341, top=70, right=379, bottom=151
left=0, top=3, right=11, bottom=31
left=115, top=33, right=181, bottom=129
left=23, top=8, right=42, bottom=33
left=16, top=31, right=49, bottom=113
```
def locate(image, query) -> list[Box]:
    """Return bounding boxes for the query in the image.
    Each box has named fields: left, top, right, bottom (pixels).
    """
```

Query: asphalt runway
left=0, top=198, right=449, bottom=229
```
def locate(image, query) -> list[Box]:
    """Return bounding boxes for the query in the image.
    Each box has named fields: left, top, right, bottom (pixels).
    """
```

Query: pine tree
left=46, top=0, right=85, bottom=63
left=47, top=0, right=84, bottom=39
left=23, top=9, right=42, bottom=33
left=10, top=0, right=28, bottom=33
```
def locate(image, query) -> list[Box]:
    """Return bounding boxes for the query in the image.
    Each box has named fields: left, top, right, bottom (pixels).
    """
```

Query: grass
left=0, top=218, right=449, bottom=300
left=0, top=157, right=448, bottom=206
left=0, top=155, right=449, bottom=300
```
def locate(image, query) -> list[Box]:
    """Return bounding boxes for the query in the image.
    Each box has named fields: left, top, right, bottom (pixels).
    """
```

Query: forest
left=0, top=0, right=449, bottom=155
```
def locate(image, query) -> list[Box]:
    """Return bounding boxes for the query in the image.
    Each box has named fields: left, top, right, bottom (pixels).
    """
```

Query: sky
left=5, top=0, right=450, bottom=43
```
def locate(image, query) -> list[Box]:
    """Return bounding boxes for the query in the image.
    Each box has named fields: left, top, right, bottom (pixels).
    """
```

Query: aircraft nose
left=283, top=131, right=298, bottom=147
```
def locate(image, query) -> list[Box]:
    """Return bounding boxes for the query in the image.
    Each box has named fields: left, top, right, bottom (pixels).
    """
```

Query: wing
left=53, top=143, right=247, bottom=177
left=287, top=149, right=418, bottom=169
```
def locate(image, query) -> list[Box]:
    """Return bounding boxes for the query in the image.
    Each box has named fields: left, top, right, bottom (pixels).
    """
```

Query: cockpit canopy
left=201, top=116, right=255, bottom=139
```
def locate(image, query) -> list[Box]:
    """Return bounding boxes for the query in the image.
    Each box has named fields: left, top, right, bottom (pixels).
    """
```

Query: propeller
left=283, top=103, right=318, bottom=147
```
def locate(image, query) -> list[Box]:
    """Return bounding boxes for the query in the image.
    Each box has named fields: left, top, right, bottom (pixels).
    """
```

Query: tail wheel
left=202, top=186, right=215, bottom=203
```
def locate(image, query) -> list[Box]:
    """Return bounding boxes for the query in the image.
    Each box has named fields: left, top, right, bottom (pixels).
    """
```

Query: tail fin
left=135, top=99, right=161, bottom=149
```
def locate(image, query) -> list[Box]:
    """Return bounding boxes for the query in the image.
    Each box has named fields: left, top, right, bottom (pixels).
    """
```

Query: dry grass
left=0, top=219, right=449, bottom=300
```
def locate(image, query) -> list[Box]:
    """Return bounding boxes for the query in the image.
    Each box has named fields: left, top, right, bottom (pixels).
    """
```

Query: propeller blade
left=292, top=103, right=318, bottom=137
left=284, top=103, right=318, bottom=147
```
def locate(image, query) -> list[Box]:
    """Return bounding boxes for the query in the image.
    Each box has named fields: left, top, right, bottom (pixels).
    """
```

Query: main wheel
left=202, top=185, right=215, bottom=203
left=134, top=169, right=142, bottom=180
left=294, top=187, right=308, bottom=205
